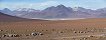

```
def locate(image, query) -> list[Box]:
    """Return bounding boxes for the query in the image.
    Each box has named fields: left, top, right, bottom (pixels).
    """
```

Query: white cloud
left=40, top=1, right=59, bottom=6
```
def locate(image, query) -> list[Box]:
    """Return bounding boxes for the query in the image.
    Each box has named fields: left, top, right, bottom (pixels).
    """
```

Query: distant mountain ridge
left=1, top=4, right=106, bottom=19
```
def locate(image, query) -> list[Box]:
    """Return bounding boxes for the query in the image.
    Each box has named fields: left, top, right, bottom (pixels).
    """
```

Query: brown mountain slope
left=0, top=12, right=25, bottom=20
left=0, top=12, right=45, bottom=22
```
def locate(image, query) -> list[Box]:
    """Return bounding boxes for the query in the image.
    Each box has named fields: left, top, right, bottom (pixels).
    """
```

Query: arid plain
left=0, top=18, right=106, bottom=40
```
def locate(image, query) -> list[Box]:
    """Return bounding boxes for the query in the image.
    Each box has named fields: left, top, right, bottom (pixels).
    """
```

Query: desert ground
left=0, top=18, right=106, bottom=40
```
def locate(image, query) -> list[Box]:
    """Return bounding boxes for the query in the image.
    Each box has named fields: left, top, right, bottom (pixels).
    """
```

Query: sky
left=0, top=0, right=106, bottom=10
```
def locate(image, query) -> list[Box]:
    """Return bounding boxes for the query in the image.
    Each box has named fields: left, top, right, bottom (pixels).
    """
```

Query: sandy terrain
left=0, top=18, right=106, bottom=40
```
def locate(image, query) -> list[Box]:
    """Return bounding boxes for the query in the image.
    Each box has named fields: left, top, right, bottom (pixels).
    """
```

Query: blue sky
left=0, top=0, right=106, bottom=10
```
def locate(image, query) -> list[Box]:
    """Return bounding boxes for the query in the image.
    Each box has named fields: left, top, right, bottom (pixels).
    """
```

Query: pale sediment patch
left=31, top=18, right=86, bottom=21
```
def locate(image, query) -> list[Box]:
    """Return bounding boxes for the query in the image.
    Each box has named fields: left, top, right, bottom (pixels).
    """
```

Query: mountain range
left=0, top=5, right=106, bottom=19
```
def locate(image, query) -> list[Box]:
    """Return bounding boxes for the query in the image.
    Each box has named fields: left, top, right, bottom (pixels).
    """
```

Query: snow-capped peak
left=72, top=7, right=85, bottom=11
left=15, top=8, right=40, bottom=12
left=72, top=7, right=79, bottom=11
